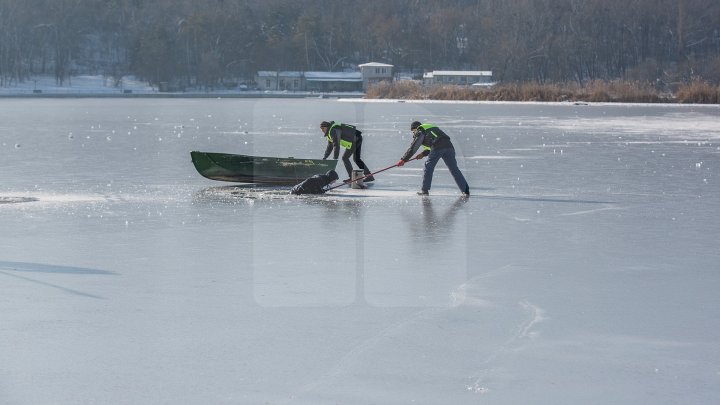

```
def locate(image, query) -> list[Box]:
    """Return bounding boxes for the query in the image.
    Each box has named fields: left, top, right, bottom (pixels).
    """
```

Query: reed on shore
left=365, top=80, right=720, bottom=104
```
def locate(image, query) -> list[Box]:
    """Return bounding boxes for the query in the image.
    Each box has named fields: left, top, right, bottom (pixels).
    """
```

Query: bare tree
left=1, top=0, right=719, bottom=87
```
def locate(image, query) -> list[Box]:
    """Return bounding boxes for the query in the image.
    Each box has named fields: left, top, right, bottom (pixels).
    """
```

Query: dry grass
left=675, top=82, right=720, bottom=104
left=365, top=81, right=424, bottom=99
left=366, top=80, right=719, bottom=104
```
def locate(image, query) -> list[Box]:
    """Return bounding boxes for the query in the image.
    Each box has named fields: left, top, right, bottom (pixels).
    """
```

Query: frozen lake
left=1, top=98, right=719, bottom=404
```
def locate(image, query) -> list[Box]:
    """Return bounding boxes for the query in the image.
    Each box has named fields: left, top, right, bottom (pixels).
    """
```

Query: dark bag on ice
left=290, top=170, right=339, bottom=195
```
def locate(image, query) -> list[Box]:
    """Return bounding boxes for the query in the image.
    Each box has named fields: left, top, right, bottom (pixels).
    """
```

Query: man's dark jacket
left=290, top=170, right=339, bottom=195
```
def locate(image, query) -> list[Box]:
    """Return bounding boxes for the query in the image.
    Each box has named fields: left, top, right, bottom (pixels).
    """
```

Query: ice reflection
left=414, top=196, right=469, bottom=239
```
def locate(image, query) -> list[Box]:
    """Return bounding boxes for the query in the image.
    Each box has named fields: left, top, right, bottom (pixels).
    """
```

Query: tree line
left=1, top=0, right=719, bottom=89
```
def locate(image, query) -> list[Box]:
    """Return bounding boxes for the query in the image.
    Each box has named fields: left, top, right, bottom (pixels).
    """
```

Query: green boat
left=190, top=151, right=338, bottom=185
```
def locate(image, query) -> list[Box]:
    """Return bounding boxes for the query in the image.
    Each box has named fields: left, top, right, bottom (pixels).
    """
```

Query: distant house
left=358, top=62, right=394, bottom=90
left=304, top=71, right=363, bottom=92
left=423, top=70, right=493, bottom=86
left=255, top=62, right=393, bottom=92
left=255, top=71, right=303, bottom=91
left=255, top=70, right=363, bottom=92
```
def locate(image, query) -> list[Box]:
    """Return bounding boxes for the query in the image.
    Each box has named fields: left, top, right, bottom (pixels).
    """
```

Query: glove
left=414, top=153, right=426, bottom=160
left=396, top=159, right=405, bottom=167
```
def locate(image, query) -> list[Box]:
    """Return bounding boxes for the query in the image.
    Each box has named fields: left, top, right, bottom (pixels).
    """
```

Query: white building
left=423, top=70, right=493, bottom=86
left=255, top=62, right=394, bottom=92
left=358, top=62, right=394, bottom=90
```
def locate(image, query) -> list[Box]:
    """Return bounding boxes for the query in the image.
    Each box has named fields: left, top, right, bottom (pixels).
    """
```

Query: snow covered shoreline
left=0, top=75, right=364, bottom=98
left=6, top=75, right=719, bottom=105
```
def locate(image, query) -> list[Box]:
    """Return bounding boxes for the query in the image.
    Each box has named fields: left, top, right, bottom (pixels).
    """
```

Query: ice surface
left=1, top=99, right=719, bottom=404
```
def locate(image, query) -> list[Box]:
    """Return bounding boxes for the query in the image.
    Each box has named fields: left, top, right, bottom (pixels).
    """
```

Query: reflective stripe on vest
left=419, top=123, right=438, bottom=150
left=326, top=122, right=354, bottom=149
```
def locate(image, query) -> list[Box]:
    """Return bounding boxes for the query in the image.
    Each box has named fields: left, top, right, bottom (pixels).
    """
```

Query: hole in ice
left=0, top=196, right=38, bottom=204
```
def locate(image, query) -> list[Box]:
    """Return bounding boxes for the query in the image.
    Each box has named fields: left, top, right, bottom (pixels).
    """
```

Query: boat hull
left=191, top=151, right=337, bottom=185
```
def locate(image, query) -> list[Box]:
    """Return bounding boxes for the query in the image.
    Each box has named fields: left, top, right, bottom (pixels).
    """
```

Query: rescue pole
left=324, top=156, right=421, bottom=192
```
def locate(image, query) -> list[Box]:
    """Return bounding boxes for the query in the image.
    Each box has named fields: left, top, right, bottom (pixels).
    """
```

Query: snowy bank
left=0, top=75, right=363, bottom=98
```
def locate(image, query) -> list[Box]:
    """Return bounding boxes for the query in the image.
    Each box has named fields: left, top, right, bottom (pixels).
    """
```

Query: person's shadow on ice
left=406, top=196, right=469, bottom=243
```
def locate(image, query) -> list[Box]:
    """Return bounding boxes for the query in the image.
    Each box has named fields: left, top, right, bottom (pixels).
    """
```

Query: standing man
left=397, top=121, right=469, bottom=196
left=321, top=121, right=374, bottom=182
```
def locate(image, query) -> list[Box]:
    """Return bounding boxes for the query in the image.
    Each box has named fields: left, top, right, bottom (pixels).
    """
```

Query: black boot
left=363, top=169, right=374, bottom=182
